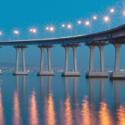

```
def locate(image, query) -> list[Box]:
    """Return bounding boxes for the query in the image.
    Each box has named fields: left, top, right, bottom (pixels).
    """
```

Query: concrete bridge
left=1, top=24, right=125, bottom=79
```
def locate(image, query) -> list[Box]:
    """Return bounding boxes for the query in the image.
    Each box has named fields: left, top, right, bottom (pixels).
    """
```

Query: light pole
left=76, top=20, right=81, bottom=35
left=85, top=21, right=91, bottom=34
left=50, top=27, right=54, bottom=38
left=0, top=32, right=2, bottom=41
left=32, top=29, right=37, bottom=39
left=45, top=27, right=49, bottom=38
left=92, top=16, right=97, bottom=33
left=14, top=30, right=19, bottom=40
left=123, top=11, right=125, bottom=24
left=67, top=24, right=72, bottom=36
left=104, top=16, right=110, bottom=30
left=60, top=24, right=65, bottom=37
left=123, top=2, right=125, bottom=24
left=29, top=29, right=37, bottom=39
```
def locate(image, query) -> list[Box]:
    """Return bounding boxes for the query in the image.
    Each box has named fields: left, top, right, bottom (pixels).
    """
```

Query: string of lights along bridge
left=1, top=3, right=125, bottom=40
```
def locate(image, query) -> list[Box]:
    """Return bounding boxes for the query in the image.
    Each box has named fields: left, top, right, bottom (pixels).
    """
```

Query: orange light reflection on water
left=116, top=105, right=125, bottom=125
left=98, top=102, right=113, bottom=125
left=47, top=93, right=56, bottom=125
left=29, top=91, right=39, bottom=125
left=65, top=95, right=73, bottom=125
left=81, top=96, right=91, bottom=125
left=13, top=90, right=21, bottom=125
left=0, top=88, right=4, bottom=125
left=44, top=93, right=56, bottom=125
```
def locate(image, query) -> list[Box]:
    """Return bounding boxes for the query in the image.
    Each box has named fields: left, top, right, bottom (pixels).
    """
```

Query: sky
left=0, top=0, right=125, bottom=70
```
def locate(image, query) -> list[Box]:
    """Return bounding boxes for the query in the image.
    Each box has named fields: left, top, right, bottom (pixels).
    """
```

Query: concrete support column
left=47, top=48, right=51, bottom=72
left=89, top=46, right=95, bottom=72
left=86, top=42, right=108, bottom=78
left=110, top=43, right=125, bottom=79
left=72, top=47, right=77, bottom=72
left=62, top=43, right=80, bottom=77
left=99, top=46, right=104, bottom=72
left=65, top=47, right=70, bottom=72
left=114, top=44, right=122, bottom=72
left=40, top=48, right=44, bottom=72
left=16, top=48, right=19, bottom=72
left=22, top=48, right=26, bottom=72
left=13, top=46, right=28, bottom=76
left=37, top=45, right=54, bottom=76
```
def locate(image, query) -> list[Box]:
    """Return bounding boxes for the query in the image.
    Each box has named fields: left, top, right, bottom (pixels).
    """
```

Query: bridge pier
left=62, top=43, right=81, bottom=77
left=37, top=45, right=54, bottom=76
left=13, top=46, right=28, bottom=75
left=86, top=42, right=108, bottom=78
left=110, top=43, right=125, bottom=79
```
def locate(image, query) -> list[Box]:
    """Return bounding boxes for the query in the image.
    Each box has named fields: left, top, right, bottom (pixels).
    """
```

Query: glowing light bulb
left=50, top=27, right=54, bottom=31
left=14, top=31, right=19, bottom=34
left=104, top=16, right=109, bottom=22
left=62, top=24, right=65, bottom=27
left=0, top=32, right=2, bottom=35
left=93, top=16, right=97, bottom=20
left=32, top=29, right=36, bottom=33
left=30, top=29, right=33, bottom=32
left=46, top=27, right=49, bottom=30
left=110, top=8, right=114, bottom=13
left=85, top=21, right=90, bottom=25
left=78, top=20, right=81, bottom=24
left=123, top=11, right=125, bottom=16
left=67, top=24, right=72, bottom=29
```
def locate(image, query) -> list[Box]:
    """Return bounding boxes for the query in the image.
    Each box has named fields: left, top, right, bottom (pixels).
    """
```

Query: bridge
left=1, top=24, right=125, bottom=79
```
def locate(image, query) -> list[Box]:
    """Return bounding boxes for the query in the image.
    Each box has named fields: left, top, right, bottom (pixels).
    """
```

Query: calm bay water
left=0, top=72, right=125, bottom=125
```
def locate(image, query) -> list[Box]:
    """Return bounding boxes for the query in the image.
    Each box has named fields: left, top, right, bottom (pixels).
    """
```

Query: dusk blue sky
left=0, top=0, right=125, bottom=70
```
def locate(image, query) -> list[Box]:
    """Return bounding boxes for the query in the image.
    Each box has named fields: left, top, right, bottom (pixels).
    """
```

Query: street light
left=85, top=21, right=90, bottom=26
left=50, top=27, right=54, bottom=31
left=0, top=32, right=2, bottom=41
left=30, top=29, right=33, bottom=32
left=93, top=16, right=97, bottom=20
left=110, top=8, right=115, bottom=13
left=14, top=30, right=19, bottom=40
left=62, top=24, right=65, bottom=27
left=46, top=27, right=49, bottom=30
left=50, top=27, right=54, bottom=38
left=76, top=20, right=81, bottom=35
left=85, top=21, right=91, bottom=34
left=14, top=30, right=19, bottom=34
left=104, top=16, right=109, bottom=22
left=78, top=20, right=81, bottom=24
left=123, top=11, right=125, bottom=24
left=60, top=24, right=65, bottom=37
left=104, top=16, right=110, bottom=29
left=67, top=24, right=72, bottom=36
left=32, top=29, right=36, bottom=33
left=45, top=27, right=49, bottom=38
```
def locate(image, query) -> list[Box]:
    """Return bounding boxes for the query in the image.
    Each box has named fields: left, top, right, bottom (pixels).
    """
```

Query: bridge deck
left=0, top=24, right=125, bottom=46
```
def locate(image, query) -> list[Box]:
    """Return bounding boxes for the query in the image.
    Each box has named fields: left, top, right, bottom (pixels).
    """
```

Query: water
left=0, top=72, right=125, bottom=125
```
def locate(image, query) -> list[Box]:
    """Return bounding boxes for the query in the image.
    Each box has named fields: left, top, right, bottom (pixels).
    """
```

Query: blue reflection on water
left=0, top=72, right=125, bottom=125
